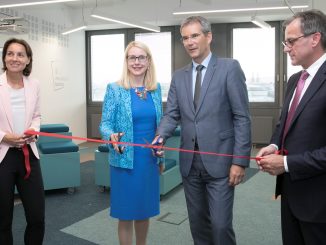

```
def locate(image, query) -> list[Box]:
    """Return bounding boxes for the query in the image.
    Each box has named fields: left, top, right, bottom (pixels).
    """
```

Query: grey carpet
left=13, top=161, right=109, bottom=245
left=12, top=161, right=281, bottom=245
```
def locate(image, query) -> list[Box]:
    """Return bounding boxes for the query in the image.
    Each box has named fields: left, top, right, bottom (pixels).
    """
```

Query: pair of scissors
left=117, top=132, right=124, bottom=154
left=144, top=136, right=164, bottom=158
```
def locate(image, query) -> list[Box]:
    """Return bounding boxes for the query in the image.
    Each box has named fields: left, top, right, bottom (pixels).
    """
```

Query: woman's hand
left=2, top=133, right=26, bottom=148
left=159, top=163, right=165, bottom=175
left=23, top=128, right=37, bottom=144
left=110, top=132, right=125, bottom=154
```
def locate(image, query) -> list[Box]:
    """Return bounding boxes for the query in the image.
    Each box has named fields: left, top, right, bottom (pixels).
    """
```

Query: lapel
left=0, top=72, right=14, bottom=131
left=123, top=86, right=133, bottom=123
left=184, top=63, right=195, bottom=114
left=23, top=76, right=32, bottom=129
left=184, top=56, right=218, bottom=115
left=195, top=56, right=217, bottom=113
left=281, top=72, right=300, bottom=132
left=149, top=85, right=161, bottom=126
left=288, top=61, right=326, bottom=132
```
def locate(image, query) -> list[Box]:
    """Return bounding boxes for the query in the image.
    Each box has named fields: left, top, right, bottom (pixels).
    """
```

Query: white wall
left=311, top=0, right=326, bottom=12
left=0, top=5, right=87, bottom=143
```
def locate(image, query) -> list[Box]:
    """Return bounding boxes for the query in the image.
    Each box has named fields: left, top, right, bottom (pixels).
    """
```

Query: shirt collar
left=306, top=52, right=326, bottom=78
left=192, top=52, right=212, bottom=70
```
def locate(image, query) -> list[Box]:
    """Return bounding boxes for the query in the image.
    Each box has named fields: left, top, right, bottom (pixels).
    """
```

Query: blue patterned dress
left=110, top=88, right=160, bottom=220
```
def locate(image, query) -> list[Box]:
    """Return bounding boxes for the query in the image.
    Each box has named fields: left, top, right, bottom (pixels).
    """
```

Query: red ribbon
left=22, top=144, right=31, bottom=179
left=24, top=130, right=260, bottom=161
left=276, top=149, right=288, bottom=156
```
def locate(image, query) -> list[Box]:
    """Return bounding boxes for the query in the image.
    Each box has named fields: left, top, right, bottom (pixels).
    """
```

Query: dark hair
left=180, top=16, right=211, bottom=34
left=283, top=9, right=326, bottom=49
left=2, top=38, right=33, bottom=76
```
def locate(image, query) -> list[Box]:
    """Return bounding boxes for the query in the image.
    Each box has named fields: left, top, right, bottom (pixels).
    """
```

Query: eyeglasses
left=282, top=32, right=316, bottom=48
left=180, top=33, right=202, bottom=43
left=127, top=55, right=147, bottom=63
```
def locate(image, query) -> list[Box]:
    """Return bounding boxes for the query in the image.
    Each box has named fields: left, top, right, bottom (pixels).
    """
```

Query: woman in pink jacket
left=0, top=38, right=44, bottom=245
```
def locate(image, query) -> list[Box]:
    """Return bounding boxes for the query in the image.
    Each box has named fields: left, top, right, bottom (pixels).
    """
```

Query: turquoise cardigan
left=99, top=82, right=163, bottom=169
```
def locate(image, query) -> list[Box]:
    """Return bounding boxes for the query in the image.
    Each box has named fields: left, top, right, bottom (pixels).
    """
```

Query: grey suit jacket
left=157, top=55, right=251, bottom=178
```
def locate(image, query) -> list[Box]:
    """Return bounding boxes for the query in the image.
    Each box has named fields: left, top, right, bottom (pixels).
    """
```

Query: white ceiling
left=0, top=0, right=311, bottom=29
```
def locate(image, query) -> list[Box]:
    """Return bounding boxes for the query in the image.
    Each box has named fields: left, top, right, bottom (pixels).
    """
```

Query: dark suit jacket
left=272, top=60, right=326, bottom=222
left=157, top=55, right=251, bottom=178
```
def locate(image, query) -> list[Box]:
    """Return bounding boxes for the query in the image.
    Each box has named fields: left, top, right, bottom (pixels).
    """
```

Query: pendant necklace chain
left=134, top=87, right=148, bottom=100
left=130, top=76, right=148, bottom=100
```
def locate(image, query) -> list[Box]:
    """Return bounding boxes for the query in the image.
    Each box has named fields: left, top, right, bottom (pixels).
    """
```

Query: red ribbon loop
left=22, top=144, right=31, bottom=180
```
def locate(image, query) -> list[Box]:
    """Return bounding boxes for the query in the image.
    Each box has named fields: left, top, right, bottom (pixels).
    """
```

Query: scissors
left=144, top=136, right=164, bottom=158
left=116, top=132, right=124, bottom=154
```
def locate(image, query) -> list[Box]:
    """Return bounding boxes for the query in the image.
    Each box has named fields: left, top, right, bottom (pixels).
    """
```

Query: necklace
left=134, top=87, right=148, bottom=100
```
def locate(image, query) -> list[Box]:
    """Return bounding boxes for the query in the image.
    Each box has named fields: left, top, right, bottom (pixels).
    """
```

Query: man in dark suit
left=154, top=16, right=251, bottom=244
left=256, top=10, right=326, bottom=245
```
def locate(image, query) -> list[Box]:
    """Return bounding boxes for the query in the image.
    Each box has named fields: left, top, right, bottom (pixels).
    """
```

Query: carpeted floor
left=13, top=161, right=109, bottom=245
left=61, top=195, right=193, bottom=245
left=12, top=148, right=282, bottom=245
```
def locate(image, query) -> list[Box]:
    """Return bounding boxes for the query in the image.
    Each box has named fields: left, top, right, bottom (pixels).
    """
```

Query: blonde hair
left=118, top=41, right=157, bottom=90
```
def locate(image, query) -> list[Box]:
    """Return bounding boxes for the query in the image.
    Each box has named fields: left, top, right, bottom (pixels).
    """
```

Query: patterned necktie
left=282, top=70, right=309, bottom=144
left=194, top=64, right=204, bottom=110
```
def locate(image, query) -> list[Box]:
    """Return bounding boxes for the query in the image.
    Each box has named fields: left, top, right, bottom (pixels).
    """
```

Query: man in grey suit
left=154, top=16, right=251, bottom=244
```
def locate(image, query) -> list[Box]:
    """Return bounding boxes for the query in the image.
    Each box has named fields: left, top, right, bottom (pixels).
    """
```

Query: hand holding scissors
left=151, top=135, right=164, bottom=158
left=110, top=132, right=125, bottom=154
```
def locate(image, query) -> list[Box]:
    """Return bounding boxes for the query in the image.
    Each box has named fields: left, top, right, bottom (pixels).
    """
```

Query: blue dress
left=110, top=88, right=160, bottom=220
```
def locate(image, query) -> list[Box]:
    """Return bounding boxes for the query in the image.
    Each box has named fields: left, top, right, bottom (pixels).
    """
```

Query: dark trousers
left=281, top=194, right=326, bottom=245
left=182, top=153, right=235, bottom=245
left=0, top=147, right=45, bottom=245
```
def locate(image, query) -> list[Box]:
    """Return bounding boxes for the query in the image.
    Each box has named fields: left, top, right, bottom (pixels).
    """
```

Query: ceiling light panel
left=0, top=0, right=79, bottom=9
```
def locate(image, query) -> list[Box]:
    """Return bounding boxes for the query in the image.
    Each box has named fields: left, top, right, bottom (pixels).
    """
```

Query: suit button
left=192, top=138, right=195, bottom=142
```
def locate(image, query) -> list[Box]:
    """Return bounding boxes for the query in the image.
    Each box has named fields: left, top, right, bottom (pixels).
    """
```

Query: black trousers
left=281, top=194, right=326, bottom=245
left=0, top=147, right=45, bottom=245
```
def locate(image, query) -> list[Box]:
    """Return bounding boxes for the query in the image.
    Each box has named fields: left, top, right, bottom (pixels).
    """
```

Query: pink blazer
left=0, top=72, right=41, bottom=163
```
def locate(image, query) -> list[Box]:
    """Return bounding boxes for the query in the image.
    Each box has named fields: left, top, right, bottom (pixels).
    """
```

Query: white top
left=8, top=87, right=26, bottom=135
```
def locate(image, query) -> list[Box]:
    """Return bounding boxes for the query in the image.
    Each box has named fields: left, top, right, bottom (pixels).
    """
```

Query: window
left=135, top=32, right=172, bottom=101
left=90, top=34, right=125, bottom=102
left=233, top=27, right=276, bottom=103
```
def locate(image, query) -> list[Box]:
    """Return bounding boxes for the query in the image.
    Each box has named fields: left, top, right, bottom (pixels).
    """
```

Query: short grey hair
left=283, top=9, right=326, bottom=49
left=180, top=16, right=211, bottom=34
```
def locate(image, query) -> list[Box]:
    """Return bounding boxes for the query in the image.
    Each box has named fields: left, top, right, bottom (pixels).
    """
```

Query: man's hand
left=256, top=145, right=277, bottom=170
left=151, top=135, right=164, bottom=158
left=258, top=154, right=285, bottom=176
left=229, top=164, right=245, bottom=186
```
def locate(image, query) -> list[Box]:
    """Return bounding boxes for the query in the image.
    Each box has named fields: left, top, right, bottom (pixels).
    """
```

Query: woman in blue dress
left=99, top=41, right=163, bottom=245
